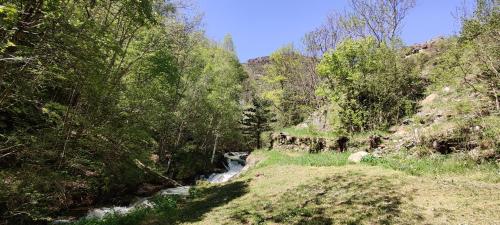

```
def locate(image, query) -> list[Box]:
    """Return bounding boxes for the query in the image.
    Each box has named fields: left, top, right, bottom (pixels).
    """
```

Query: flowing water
left=207, top=152, right=247, bottom=183
left=67, top=152, right=248, bottom=222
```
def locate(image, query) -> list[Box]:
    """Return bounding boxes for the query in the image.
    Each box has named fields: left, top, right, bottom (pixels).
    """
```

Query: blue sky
left=196, top=0, right=466, bottom=62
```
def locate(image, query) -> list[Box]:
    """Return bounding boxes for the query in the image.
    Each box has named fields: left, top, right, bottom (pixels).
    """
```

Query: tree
left=303, top=12, right=346, bottom=58
left=456, top=0, right=499, bottom=111
left=473, top=0, right=497, bottom=22
left=262, top=45, right=319, bottom=127
left=222, top=34, right=236, bottom=54
left=304, top=0, right=415, bottom=56
left=241, top=97, right=276, bottom=149
left=0, top=0, right=177, bottom=222
left=0, top=0, right=249, bottom=222
left=317, top=37, right=425, bottom=131
left=349, top=0, right=416, bottom=44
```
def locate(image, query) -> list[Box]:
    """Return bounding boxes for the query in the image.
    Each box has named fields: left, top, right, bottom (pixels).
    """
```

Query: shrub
left=317, top=37, right=426, bottom=132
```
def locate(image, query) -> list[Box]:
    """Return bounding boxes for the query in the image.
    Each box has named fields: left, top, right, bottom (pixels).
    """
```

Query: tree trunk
left=211, top=133, right=219, bottom=164
left=134, top=159, right=181, bottom=187
left=158, top=135, right=167, bottom=163
left=256, top=132, right=261, bottom=149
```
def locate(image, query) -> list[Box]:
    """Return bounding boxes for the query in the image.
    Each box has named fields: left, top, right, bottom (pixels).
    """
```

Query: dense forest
left=1, top=0, right=248, bottom=223
left=0, top=0, right=498, bottom=224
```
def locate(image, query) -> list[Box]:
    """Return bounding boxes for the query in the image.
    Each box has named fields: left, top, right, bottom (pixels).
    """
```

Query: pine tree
left=241, top=97, right=276, bottom=149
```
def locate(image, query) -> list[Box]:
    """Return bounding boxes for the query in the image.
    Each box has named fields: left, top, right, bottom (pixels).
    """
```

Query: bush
left=317, top=37, right=426, bottom=132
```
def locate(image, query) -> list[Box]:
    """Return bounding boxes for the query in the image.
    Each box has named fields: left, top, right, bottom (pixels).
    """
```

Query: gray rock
left=372, top=149, right=384, bottom=158
left=348, top=151, right=369, bottom=163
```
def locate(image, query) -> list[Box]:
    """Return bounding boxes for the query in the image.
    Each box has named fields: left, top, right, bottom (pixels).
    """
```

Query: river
left=53, top=152, right=248, bottom=224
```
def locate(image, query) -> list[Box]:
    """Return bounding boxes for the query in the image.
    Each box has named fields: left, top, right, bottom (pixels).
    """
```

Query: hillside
left=263, top=37, right=499, bottom=163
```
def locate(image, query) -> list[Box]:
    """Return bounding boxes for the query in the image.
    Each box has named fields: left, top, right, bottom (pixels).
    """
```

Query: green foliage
left=280, top=126, right=339, bottom=139
left=317, top=37, right=426, bottom=132
left=262, top=45, right=319, bottom=127
left=0, top=0, right=247, bottom=223
left=410, top=1, right=500, bottom=159
left=457, top=1, right=499, bottom=111
left=73, top=209, right=149, bottom=225
left=241, top=98, right=276, bottom=149
left=74, top=181, right=250, bottom=225
left=0, top=0, right=498, bottom=223
left=222, top=34, right=236, bottom=54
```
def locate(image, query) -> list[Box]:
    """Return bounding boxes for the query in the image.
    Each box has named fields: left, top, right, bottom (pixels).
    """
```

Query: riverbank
left=58, top=152, right=249, bottom=224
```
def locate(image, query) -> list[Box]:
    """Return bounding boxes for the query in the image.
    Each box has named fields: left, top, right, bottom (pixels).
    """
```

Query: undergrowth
left=280, top=126, right=339, bottom=139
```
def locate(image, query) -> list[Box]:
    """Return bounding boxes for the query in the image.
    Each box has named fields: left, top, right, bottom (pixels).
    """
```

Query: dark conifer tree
left=241, top=97, right=276, bottom=149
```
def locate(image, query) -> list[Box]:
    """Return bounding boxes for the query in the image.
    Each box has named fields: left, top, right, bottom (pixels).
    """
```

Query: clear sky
left=196, top=0, right=466, bottom=62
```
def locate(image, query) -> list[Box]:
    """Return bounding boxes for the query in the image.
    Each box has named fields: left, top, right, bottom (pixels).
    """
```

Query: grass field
left=75, top=150, right=500, bottom=225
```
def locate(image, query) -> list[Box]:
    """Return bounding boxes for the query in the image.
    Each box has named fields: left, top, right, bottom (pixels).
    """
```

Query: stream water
left=206, top=152, right=247, bottom=183
left=54, top=152, right=248, bottom=223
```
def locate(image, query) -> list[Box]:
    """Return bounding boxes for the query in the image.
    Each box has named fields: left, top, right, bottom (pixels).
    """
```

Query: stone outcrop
left=269, top=132, right=349, bottom=153
left=243, top=56, right=271, bottom=79
left=247, top=56, right=270, bottom=65
left=295, top=107, right=332, bottom=131
left=406, top=36, right=445, bottom=56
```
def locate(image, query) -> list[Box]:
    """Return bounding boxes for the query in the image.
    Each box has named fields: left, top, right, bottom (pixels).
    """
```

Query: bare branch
left=349, top=0, right=416, bottom=44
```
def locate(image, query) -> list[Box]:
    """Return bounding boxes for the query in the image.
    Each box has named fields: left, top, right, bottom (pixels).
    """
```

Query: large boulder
left=136, top=183, right=163, bottom=196
left=348, top=151, right=369, bottom=163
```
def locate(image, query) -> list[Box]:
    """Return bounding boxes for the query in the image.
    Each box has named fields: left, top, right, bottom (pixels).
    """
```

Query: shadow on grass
left=230, top=174, right=424, bottom=225
left=161, top=180, right=249, bottom=224
left=71, top=181, right=250, bottom=225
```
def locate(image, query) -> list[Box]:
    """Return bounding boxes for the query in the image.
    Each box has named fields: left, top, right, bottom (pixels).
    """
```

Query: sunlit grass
left=361, top=153, right=499, bottom=182
left=255, top=150, right=499, bottom=182
left=255, top=150, right=350, bottom=168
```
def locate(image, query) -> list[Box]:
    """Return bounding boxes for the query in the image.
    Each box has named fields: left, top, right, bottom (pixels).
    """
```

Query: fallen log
left=134, top=159, right=182, bottom=187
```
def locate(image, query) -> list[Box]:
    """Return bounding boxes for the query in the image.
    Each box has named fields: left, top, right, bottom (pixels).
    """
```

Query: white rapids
left=83, top=152, right=248, bottom=220
left=207, top=152, right=248, bottom=183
